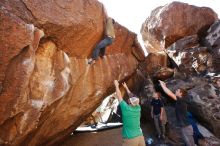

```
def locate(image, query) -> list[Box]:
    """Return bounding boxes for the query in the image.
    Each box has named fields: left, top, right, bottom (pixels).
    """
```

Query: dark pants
left=92, top=36, right=113, bottom=60
left=153, top=114, right=165, bottom=136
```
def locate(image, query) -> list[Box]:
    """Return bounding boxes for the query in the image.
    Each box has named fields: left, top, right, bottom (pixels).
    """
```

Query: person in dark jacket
left=159, top=80, right=195, bottom=146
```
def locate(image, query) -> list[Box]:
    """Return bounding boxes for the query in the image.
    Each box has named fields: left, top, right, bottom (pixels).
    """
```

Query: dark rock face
left=0, top=0, right=144, bottom=145
left=141, top=1, right=218, bottom=53
left=163, top=77, right=220, bottom=139
left=165, top=105, right=220, bottom=146
left=205, top=20, right=220, bottom=73
left=188, top=78, right=220, bottom=138
left=140, top=1, right=220, bottom=143
left=166, top=25, right=220, bottom=76
left=166, top=35, right=213, bottom=75
left=140, top=77, right=220, bottom=145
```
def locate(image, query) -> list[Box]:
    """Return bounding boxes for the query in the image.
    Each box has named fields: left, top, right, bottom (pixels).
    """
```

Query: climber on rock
left=113, top=80, right=145, bottom=146
left=159, top=80, right=195, bottom=146
left=88, top=17, right=115, bottom=65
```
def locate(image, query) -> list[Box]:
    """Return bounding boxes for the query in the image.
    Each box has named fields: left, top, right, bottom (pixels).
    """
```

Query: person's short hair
left=214, top=77, right=220, bottom=83
left=128, top=92, right=135, bottom=98
left=155, top=92, right=161, bottom=98
left=179, top=88, right=187, bottom=97
left=129, top=97, right=139, bottom=106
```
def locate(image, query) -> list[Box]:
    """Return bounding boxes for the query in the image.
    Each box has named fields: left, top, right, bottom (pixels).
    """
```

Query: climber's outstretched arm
left=122, top=82, right=131, bottom=94
left=114, top=80, right=123, bottom=102
left=159, top=80, right=177, bottom=100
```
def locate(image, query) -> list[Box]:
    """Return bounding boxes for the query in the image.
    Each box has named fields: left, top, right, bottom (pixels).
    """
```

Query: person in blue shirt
left=187, top=112, right=204, bottom=145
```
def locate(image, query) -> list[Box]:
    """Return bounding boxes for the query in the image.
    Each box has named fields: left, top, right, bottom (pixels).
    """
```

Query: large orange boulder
left=141, top=1, right=218, bottom=53
left=140, top=52, right=174, bottom=80
left=0, top=0, right=144, bottom=145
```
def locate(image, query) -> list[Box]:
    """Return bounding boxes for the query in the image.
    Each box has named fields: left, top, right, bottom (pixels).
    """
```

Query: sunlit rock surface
left=0, top=0, right=144, bottom=145
left=141, top=52, right=174, bottom=80
left=166, top=35, right=213, bottom=75
left=205, top=20, right=220, bottom=73
left=143, top=52, right=168, bottom=74
left=141, top=1, right=218, bottom=53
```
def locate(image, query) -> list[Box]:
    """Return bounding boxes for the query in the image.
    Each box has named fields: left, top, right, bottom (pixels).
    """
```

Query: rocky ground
left=61, top=117, right=220, bottom=146
left=61, top=127, right=122, bottom=146
left=60, top=122, right=166, bottom=146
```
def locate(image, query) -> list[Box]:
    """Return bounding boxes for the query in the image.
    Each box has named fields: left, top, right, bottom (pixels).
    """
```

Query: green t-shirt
left=120, top=100, right=143, bottom=139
